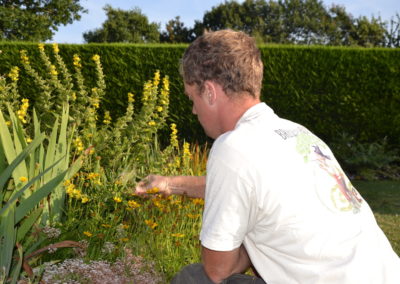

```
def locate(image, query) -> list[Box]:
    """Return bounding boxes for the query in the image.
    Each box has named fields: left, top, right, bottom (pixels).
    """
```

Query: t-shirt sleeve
left=200, top=146, right=256, bottom=251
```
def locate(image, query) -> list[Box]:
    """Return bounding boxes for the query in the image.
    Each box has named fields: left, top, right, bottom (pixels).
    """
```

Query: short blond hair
left=181, top=29, right=263, bottom=98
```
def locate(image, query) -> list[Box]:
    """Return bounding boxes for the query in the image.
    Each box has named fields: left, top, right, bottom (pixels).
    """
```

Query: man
left=135, top=29, right=400, bottom=284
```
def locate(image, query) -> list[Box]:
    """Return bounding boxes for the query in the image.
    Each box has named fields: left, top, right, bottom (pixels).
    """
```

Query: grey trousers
left=171, top=263, right=266, bottom=284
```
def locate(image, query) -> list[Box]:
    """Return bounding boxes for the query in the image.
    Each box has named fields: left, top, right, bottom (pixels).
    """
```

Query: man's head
left=180, top=29, right=263, bottom=99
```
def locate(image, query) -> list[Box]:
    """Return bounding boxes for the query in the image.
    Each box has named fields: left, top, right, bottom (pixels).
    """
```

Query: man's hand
left=135, top=175, right=171, bottom=196
left=135, top=175, right=206, bottom=198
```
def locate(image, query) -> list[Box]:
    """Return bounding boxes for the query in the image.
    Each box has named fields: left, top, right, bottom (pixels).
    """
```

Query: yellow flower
left=8, top=66, right=20, bottom=82
left=153, top=70, right=160, bottom=87
left=92, top=54, right=100, bottom=62
left=148, top=121, right=156, bottom=126
left=128, top=200, right=140, bottom=209
left=103, top=111, right=111, bottom=125
left=5, top=121, right=11, bottom=126
left=38, top=43, right=44, bottom=51
left=171, top=233, right=185, bottom=238
left=73, top=54, right=82, bottom=68
left=183, top=142, right=191, bottom=159
left=145, top=219, right=158, bottom=230
left=81, top=196, right=90, bottom=203
left=187, top=213, right=201, bottom=219
left=191, top=198, right=204, bottom=206
left=122, top=224, right=129, bottom=229
left=83, top=231, right=93, bottom=237
left=19, top=176, right=28, bottom=183
left=49, top=65, right=58, bottom=76
left=157, top=106, right=163, bottom=112
left=71, top=92, right=77, bottom=101
left=113, top=196, right=122, bottom=203
left=20, top=50, right=30, bottom=64
left=26, top=137, right=32, bottom=143
left=52, top=43, right=59, bottom=54
left=119, top=237, right=129, bottom=242
left=127, top=92, right=135, bottom=103
left=146, top=187, right=159, bottom=194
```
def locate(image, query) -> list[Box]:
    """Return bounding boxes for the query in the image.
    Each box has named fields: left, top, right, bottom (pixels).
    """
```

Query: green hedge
left=0, top=42, right=399, bottom=148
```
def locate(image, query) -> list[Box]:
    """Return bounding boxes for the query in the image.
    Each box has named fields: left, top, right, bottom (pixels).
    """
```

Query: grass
left=353, top=180, right=400, bottom=254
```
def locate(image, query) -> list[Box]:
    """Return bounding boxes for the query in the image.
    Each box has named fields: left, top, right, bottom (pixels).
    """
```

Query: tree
left=83, top=5, right=160, bottom=43
left=0, top=0, right=86, bottom=41
left=160, top=16, right=194, bottom=43
left=196, top=0, right=389, bottom=47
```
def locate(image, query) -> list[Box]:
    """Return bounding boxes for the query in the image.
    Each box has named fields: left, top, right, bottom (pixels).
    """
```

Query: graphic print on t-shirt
left=275, top=127, right=363, bottom=214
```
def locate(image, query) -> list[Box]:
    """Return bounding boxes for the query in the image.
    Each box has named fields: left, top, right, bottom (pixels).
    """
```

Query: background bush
left=0, top=42, right=399, bottom=150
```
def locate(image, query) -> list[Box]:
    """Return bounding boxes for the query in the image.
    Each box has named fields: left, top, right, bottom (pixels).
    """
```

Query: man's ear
left=204, top=80, right=217, bottom=105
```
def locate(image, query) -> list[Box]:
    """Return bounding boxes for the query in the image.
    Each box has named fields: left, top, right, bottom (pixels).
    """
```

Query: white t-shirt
left=200, top=103, right=400, bottom=284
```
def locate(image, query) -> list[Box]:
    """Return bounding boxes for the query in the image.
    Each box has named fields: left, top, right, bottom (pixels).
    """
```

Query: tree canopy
left=83, top=5, right=160, bottom=43
left=0, top=0, right=86, bottom=41
left=194, top=0, right=390, bottom=47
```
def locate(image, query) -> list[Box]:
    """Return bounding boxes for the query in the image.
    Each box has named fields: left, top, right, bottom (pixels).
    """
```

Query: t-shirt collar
left=235, top=102, right=274, bottom=129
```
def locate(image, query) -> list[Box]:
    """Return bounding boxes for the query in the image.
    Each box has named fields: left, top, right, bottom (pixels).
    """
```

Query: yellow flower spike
left=73, top=54, right=82, bottom=68
left=183, top=142, right=191, bottom=158
left=113, top=196, right=122, bottom=203
left=153, top=70, right=160, bottom=87
left=49, top=65, right=58, bottom=76
left=20, top=50, right=30, bottom=65
left=8, top=66, right=20, bottom=82
left=103, top=111, right=111, bottom=125
left=171, top=233, right=185, bottom=238
left=83, top=231, right=93, bottom=237
left=19, top=176, right=28, bottom=183
left=127, top=92, right=135, bottom=103
left=52, top=43, right=59, bottom=54
left=38, top=43, right=44, bottom=51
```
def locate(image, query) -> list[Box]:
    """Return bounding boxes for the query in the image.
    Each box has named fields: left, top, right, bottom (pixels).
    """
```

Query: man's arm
left=135, top=175, right=206, bottom=198
left=202, top=244, right=252, bottom=283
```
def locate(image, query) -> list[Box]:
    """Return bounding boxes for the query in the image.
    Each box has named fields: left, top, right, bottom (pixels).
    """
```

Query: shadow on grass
left=353, top=180, right=400, bottom=215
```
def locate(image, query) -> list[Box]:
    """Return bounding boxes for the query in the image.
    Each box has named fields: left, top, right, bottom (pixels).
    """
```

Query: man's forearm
left=168, top=175, right=206, bottom=198
left=202, top=245, right=252, bottom=283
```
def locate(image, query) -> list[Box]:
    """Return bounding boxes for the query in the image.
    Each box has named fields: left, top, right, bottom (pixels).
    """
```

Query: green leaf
left=16, top=207, right=42, bottom=243
left=0, top=134, right=45, bottom=192
left=0, top=207, right=16, bottom=278
left=0, top=156, right=64, bottom=218
left=15, top=168, right=68, bottom=224
left=10, top=243, right=23, bottom=284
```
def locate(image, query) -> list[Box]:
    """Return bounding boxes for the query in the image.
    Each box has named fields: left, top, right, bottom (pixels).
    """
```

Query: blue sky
left=52, top=0, right=399, bottom=43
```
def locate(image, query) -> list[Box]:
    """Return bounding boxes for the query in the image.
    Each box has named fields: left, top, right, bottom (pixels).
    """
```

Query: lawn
left=353, top=180, right=400, bottom=255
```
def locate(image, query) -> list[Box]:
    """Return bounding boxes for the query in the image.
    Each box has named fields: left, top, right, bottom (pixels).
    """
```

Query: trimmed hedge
left=0, top=42, right=399, bottom=148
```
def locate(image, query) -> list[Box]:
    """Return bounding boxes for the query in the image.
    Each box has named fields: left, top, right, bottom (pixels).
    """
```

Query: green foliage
left=0, top=106, right=82, bottom=282
left=0, top=0, right=86, bottom=41
left=83, top=5, right=160, bottom=43
left=0, top=43, right=399, bottom=152
left=197, top=0, right=389, bottom=46
left=332, top=133, right=399, bottom=180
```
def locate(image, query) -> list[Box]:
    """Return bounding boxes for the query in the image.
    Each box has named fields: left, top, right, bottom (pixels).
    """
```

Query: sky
left=52, top=0, right=400, bottom=44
